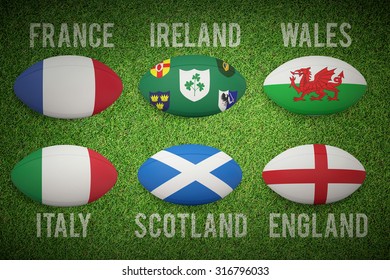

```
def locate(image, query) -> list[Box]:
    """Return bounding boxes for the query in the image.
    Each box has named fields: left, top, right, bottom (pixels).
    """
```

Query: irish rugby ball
left=14, top=55, right=123, bottom=119
left=138, top=144, right=242, bottom=205
left=139, top=55, right=246, bottom=117
left=11, top=145, right=118, bottom=206
left=263, top=56, right=367, bottom=115
left=262, top=144, right=366, bottom=204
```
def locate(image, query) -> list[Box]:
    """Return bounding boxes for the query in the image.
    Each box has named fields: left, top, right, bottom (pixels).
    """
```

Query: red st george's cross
left=262, top=144, right=366, bottom=204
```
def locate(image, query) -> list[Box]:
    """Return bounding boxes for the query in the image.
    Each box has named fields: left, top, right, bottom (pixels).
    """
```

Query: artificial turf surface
left=0, top=0, right=389, bottom=259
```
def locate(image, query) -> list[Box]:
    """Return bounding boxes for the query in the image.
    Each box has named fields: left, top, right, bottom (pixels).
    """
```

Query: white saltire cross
left=151, top=150, right=233, bottom=199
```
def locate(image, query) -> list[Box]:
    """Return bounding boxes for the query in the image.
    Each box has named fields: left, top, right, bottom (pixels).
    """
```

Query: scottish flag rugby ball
left=138, top=144, right=243, bottom=205
left=14, top=55, right=123, bottom=119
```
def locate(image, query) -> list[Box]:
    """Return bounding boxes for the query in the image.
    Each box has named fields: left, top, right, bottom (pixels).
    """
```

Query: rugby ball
left=139, top=55, right=246, bottom=117
left=11, top=145, right=118, bottom=206
left=263, top=56, right=367, bottom=115
left=14, top=55, right=123, bottom=119
left=262, top=144, right=366, bottom=204
left=138, top=144, right=242, bottom=205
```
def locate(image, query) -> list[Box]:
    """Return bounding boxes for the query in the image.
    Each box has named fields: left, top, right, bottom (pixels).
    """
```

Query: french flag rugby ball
left=11, top=145, right=118, bottom=207
left=138, top=144, right=243, bottom=205
left=14, top=55, right=123, bottom=119
left=262, top=144, right=366, bottom=204
left=139, top=55, right=246, bottom=117
left=263, top=56, right=367, bottom=115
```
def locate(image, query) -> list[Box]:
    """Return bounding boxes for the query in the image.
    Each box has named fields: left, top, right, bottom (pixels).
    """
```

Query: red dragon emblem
left=289, top=67, right=344, bottom=101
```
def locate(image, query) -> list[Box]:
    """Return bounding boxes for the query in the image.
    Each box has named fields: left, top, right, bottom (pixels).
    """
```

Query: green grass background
left=0, top=0, right=389, bottom=259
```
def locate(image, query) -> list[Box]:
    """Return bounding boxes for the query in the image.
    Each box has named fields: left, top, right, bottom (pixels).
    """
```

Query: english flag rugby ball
left=263, top=56, right=367, bottom=115
left=262, top=144, right=366, bottom=204
left=138, top=144, right=242, bottom=205
left=11, top=145, right=118, bottom=206
left=14, top=55, right=123, bottom=119
left=139, top=55, right=246, bottom=117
